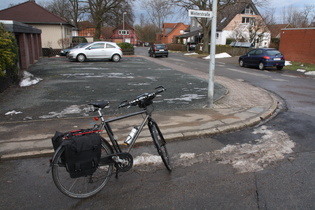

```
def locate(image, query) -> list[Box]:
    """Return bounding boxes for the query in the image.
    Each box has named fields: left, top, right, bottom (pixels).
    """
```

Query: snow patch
left=133, top=153, right=162, bottom=166
left=184, top=52, right=198, bottom=56
left=203, top=52, right=232, bottom=60
left=305, top=71, right=315, bottom=76
left=213, top=126, right=295, bottom=173
left=285, top=61, right=292, bottom=66
left=165, top=94, right=206, bottom=103
left=5, top=110, right=22, bottom=115
left=39, top=105, right=89, bottom=119
left=19, top=71, right=42, bottom=87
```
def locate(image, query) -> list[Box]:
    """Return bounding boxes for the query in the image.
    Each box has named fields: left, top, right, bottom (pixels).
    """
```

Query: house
left=77, top=21, right=114, bottom=43
left=178, top=0, right=270, bottom=49
left=156, top=23, right=189, bottom=44
left=0, top=0, right=73, bottom=49
left=279, top=28, right=315, bottom=64
left=110, top=22, right=138, bottom=45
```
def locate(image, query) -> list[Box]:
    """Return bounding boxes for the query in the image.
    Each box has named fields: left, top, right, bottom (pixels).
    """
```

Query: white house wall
left=30, top=24, right=72, bottom=49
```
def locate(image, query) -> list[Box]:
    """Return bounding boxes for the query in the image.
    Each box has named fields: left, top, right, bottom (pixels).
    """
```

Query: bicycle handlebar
left=119, top=86, right=166, bottom=108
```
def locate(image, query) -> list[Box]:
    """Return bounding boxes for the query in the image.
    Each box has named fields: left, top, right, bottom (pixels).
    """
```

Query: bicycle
left=49, top=86, right=172, bottom=198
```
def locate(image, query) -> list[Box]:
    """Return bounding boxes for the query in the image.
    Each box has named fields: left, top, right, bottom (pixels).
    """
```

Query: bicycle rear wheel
left=51, top=138, right=113, bottom=198
left=149, top=121, right=172, bottom=171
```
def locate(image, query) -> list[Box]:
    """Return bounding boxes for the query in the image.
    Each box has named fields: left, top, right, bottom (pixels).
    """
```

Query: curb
left=0, top=90, right=279, bottom=161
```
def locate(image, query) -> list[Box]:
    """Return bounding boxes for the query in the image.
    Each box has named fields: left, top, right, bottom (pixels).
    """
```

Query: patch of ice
left=61, top=72, right=134, bottom=79
left=5, top=110, right=22, bottom=115
left=19, top=71, right=42, bottom=87
left=297, top=69, right=306, bottom=73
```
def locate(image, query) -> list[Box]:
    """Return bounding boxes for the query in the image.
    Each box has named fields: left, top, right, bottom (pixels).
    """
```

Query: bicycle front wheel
left=51, top=138, right=113, bottom=198
left=149, top=121, right=172, bottom=171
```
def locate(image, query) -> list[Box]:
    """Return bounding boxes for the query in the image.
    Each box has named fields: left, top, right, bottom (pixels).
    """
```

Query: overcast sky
left=1, top=0, right=314, bottom=22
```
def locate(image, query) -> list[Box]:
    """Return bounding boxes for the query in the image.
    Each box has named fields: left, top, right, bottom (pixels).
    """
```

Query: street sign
left=188, top=9, right=212, bottom=18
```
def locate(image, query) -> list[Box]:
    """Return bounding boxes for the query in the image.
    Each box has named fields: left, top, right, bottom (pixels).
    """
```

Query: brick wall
left=279, top=28, right=315, bottom=64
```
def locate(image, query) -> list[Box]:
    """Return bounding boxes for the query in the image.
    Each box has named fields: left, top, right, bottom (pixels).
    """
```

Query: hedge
left=0, top=23, right=19, bottom=92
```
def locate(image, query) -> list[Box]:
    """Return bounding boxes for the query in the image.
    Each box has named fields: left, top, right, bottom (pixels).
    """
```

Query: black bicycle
left=50, top=86, right=172, bottom=198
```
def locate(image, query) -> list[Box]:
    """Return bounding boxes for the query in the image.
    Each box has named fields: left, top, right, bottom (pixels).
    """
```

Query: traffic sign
left=188, top=9, right=212, bottom=18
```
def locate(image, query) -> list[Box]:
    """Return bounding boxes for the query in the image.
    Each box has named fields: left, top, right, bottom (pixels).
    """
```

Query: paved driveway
left=0, top=57, right=223, bottom=122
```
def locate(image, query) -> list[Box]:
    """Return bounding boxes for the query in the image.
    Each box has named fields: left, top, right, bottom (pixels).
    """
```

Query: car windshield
left=266, top=50, right=282, bottom=56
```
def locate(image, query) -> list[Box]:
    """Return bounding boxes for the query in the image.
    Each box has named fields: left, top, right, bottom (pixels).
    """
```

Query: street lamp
left=123, top=12, right=127, bottom=43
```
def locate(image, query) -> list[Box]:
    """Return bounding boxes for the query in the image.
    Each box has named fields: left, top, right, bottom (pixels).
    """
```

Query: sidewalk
left=0, top=56, right=278, bottom=160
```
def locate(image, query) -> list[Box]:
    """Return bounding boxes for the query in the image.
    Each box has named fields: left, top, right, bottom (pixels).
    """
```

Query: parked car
left=148, top=44, right=168, bottom=58
left=67, top=41, right=122, bottom=62
left=60, top=43, right=88, bottom=56
left=239, top=48, right=285, bottom=70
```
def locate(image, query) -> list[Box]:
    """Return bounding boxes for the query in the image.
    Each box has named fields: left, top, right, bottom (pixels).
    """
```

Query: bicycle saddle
left=89, top=101, right=109, bottom=109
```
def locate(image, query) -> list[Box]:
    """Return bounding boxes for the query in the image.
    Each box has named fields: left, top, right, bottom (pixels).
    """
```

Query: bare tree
left=140, top=0, right=174, bottom=30
left=43, top=0, right=85, bottom=28
left=171, top=0, right=269, bottom=53
left=135, top=23, right=160, bottom=43
left=87, top=0, right=133, bottom=40
left=281, top=4, right=315, bottom=27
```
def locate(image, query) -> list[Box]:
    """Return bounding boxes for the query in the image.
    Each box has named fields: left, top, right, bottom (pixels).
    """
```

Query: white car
left=67, top=41, right=123, bottom=62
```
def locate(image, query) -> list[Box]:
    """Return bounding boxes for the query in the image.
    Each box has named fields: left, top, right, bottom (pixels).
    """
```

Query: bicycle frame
left=96, top=106, right=154, bottom=154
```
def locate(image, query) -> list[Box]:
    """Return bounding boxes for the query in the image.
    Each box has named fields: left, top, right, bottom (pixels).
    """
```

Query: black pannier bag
left=51, top=129, right=102, bottom=178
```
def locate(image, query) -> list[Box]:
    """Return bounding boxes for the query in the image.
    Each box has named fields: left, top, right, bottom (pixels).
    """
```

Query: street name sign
left=188, top=10, right=212, bottom=18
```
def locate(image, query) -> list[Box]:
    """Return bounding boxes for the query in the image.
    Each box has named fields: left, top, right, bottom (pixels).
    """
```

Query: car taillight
left=263, top=56, right=270, bottom=60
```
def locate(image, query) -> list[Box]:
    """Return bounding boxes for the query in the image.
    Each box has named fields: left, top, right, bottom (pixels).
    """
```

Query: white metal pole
left=123, top=12, right=125, bottom=43
left=207, top=0, right=217, bottom=108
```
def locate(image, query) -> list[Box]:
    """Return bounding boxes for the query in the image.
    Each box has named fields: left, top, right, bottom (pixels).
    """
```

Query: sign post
left=188, top=1, right=217, bottom=108
left=208, top=0, right=217, bottom=107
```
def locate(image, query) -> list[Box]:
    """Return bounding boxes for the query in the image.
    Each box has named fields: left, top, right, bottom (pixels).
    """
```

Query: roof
left=217, top=0, right=260, bottom=31
left=269, top=24, right=292, bottom=38
left=0, top=1, right=71, bottom=25
left=163, top=22, right=189, bottom=36
left=113, top=22, right=135, bottom=30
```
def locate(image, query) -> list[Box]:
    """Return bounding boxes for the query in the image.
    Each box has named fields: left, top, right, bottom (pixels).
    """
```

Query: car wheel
left=258, top=62, right=265, bottom=70
left=276, top=66, right=284, bottom=70
left=239, top=59, right=244, bottom=67
left=112, top=54, right=121, bottom=62
left=77, top=54, right=86, bottom=62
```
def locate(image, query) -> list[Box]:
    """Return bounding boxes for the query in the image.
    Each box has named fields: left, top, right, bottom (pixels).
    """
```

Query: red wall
left=279, top=28, right=315, bottom=64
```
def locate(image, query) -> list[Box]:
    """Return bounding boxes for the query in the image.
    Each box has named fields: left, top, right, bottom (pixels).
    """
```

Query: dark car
left=239, top=48, right=285, bottom=70
left=60, top=43, right=88, bottom=56
left=148, top=44, right=168, bottom=58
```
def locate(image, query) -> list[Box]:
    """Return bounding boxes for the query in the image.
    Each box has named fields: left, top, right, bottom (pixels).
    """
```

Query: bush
left=72, top=36, right=88, bottom=45
left=117, top=42, right=134, bottom=49
left=0, top=23, right=18, bottom=78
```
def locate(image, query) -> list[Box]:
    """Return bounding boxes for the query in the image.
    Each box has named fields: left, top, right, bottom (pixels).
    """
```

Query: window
left=248, top=50, right=256, bottom=55
left=243, top=5, right=255, bottom=15
left=106, top=44, right=116, bottom=48
left=242, top=17, right=254, bottom=25
left=255, top=50, right=263, bottom=55
left=90, top=43, right=104, bottom=49
left=118, top=30, right=130, bottom=35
